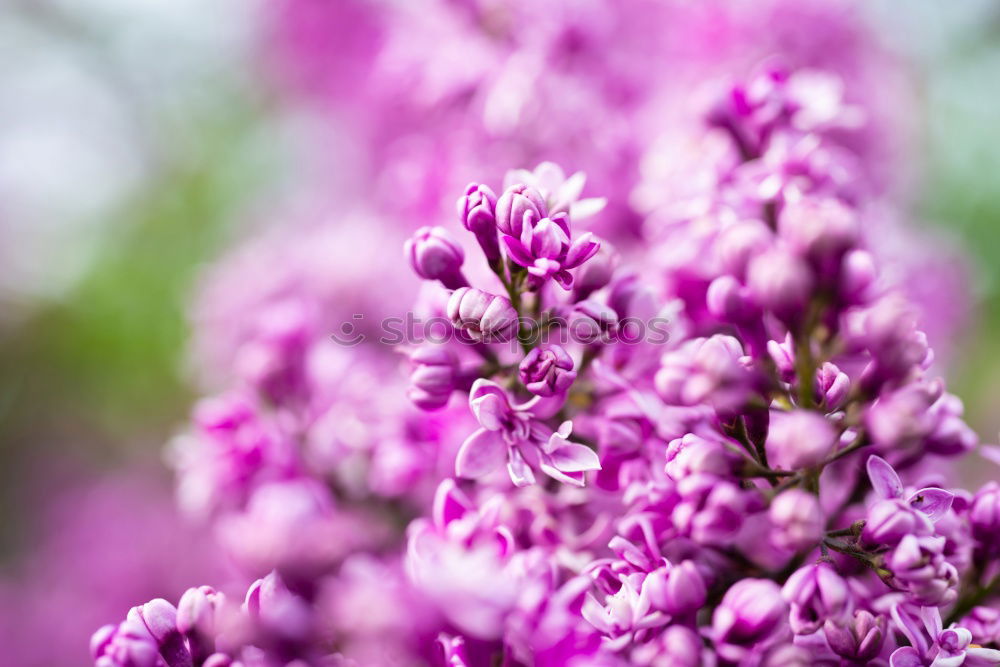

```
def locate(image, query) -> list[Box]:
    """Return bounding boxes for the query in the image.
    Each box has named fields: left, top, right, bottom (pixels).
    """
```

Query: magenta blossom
left=455, top=379, right=600, bottom=487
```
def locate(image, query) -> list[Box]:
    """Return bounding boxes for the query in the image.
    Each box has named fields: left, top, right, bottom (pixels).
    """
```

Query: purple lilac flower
left=405, top=226, right=468, bottom=289
left=408, top=345, right=460, bottom=411
left=823, top=609, right=886, bottom=663
left=890, top=605, right=1000, bottom=667
left=89, top=27, right=998, bottom=663
left=518, top=344, right=577, bottom=397
left=455, top=379, right=600, bottom=487
left=711, top=579, right=790, bottom=663
left=495, top=178, right=601, bottom=290
left=446, top=287, right=519, bottom=342
left=782, top=563, right=850, bottom=635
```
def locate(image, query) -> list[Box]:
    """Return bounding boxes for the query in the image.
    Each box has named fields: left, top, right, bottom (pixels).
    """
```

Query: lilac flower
left=496, top=183, right=547, bottom=239
left=406, top=481, right=522, bottom=639
left=782, top=563, right=850, bottom=635
left=502, top=162, right=606, bottom=222
left=823, top=610, right=886, bottom=663
left=457, top=183, right=501, bottom=263
left=746, top=245, right=813, bottom=324
left=435, top=634, right=469, bottom=667
left=176, top=587, right=226, bottom=663
left=631, top=624, right=704, bottom=667
left=500, top=208, right=601, bottom=290
left=846, top=295, right=933, bottom=393
left=572, top=299, right=620, bottom=344
left=446, top=287, right=518, bottom=342
left=581, top=573, right=668, bottom=651
left=519, top=344, right=577, bottom=397
left=711, top=579, right=790, bottom=663
left=455, top=380, right=599, bottom=487
left=655, top=335, right=757, bottom=414
left=970, top=482, right=1000, bottom=553
left=407, top=345, right=460, bottom=411
left=88, top=33, right=994, bottom=663
left=405, top=226, right=467, bottom=289
left=863, top=455, right=954, bottom=546
left=815, top=361, right=850, bottom=410
left=672, top=474, right=757, bottom=545
left=642, top=560, right=707, bottom=616
left=890, top=604, right=1000, bottom=667
left=769, top=489, right=825, bottom=552
left=572, top=243, right=618, bottom=301
left=91, top=618, right=162, bottom=667
left=885, top=534, right=959, bottom=606
left=962, top=606, right=1000, bottom=647
left=766, top=409, right=837, bottom=470
left=664, top=433, right=742, bottom=480
left=865, top=380, right=977, bottom=457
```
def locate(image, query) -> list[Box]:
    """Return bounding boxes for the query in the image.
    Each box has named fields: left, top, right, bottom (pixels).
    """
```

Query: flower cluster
left=91, top=29, right=1000, bottom=667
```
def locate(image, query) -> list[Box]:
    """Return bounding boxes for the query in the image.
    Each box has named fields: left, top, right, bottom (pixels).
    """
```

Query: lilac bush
left=92, top=6, right=1000, bottom=667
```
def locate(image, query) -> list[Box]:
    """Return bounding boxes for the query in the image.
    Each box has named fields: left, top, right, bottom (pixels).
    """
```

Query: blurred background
left=0, top=0, right=998, bottom=664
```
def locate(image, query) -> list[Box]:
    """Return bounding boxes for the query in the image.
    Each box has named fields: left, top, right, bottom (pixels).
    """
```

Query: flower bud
left=632, top=625, right=703, bottom=667
left=765, top=409, right=836, bottom=470
left=572, top=299, right=619, bottom=344
left=863, top=498, right=930, bottom=546
left=815, top=362, right=849, bottom=410
left=769, top=489, right=824, bottom=552
left=779, top=198, right=859, bottom=267
left=840, top=249, right=877, bottom=303
left=404, top=226, right=466, bottom=289
left=91, top=619, right=161, bottom=667
left=644, top=560, right=707, bottom=615
left=457, top=183, right=500, bottom=262
left=446, top=287, right=518, bottom=342
left=707, top=275, right=755, bottom=321
left=782, top=563, right=849, bottom=634
left=572, top=243, right=617, bottom=301
left=762, top=644, right=812, bottom=667
left=665, top=434, right=740, bottom=479
left=716, top=219, right=773, bottom=278
left=407, top=346, right=459, bottom=411
left=712, top=579, right=789, bottom=662
left=203, top=655, right=235, bottom=667
left=177, top=586, right=226, bottom=662
left=496, top=183, right=546, bottom=238
left=127, top=598, right=191, bottom=667
left=519, top=345, right=576, bottom=397
left=962, top=606, right=1000, bottom=646
left=823, top=610, right=885, bottom=662
left=885, top=534, right=958, bottom=605
left=970, top=482, right=1000, bottom=549
left=747, top=246, right=813, bottom=322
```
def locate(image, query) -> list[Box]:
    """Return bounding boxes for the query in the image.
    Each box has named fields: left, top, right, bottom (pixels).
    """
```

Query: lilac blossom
left=88, top=29, right=999, bottom=664
left=455, top=379, right=600, bottom=487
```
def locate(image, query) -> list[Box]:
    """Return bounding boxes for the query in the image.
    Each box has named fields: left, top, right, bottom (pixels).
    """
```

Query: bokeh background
left=0, top=0, right=998, bottom=664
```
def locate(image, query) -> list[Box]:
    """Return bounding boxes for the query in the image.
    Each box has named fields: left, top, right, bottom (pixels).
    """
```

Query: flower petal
left=867, top=455, right=903, bottom=499
left=570, top=196, right=607, bottom=220
left=507, top=447, right=536, bottom=487
left=432, top=479, right=474, bottom=528
left=564, top=232, right=600, bottom=269
left=889, top=646, right=923, bottom=667
left=455, top=429, right=506, bottom=479
left=547, top=442, right=602, bottom=473
left=908, top=487, right=954, bottom=523
left=502, top=236, right=534, bottom=267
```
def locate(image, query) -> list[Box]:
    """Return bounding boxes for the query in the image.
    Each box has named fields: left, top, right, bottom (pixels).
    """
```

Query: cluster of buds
left=92, top=61, right=1000, bottom=667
